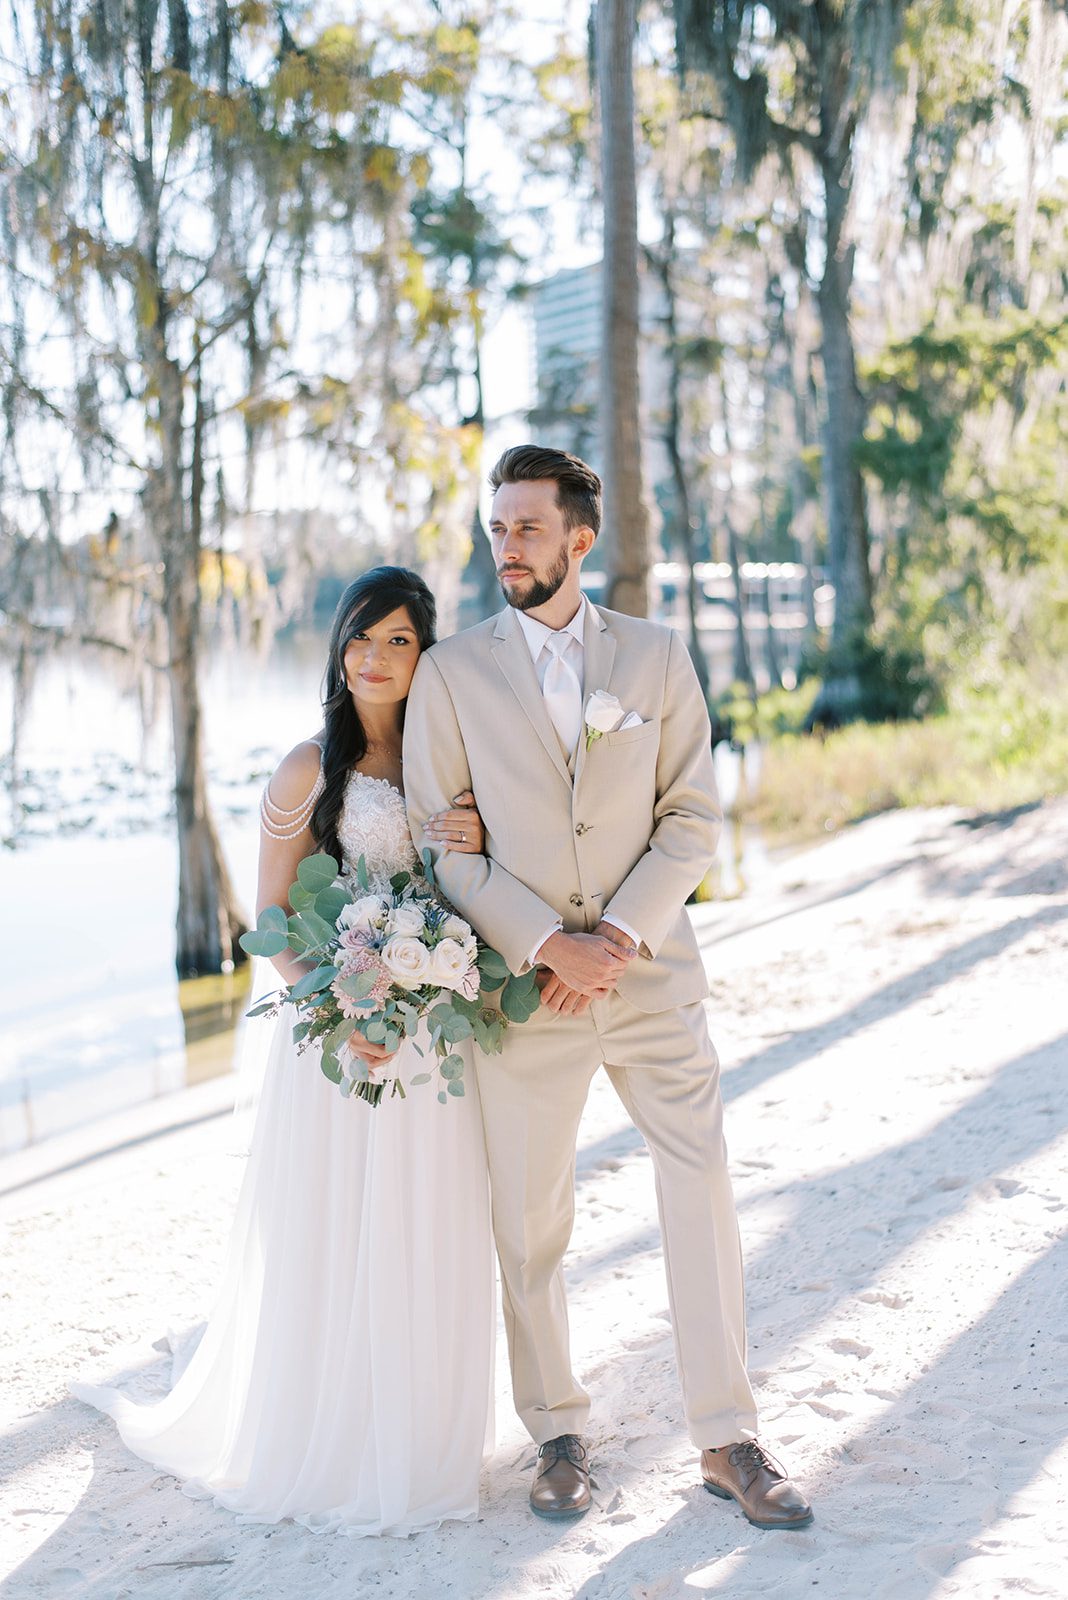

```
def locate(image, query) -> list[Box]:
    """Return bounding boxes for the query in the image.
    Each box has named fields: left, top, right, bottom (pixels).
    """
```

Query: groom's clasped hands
left=535, top=923, right=637, bottom=1015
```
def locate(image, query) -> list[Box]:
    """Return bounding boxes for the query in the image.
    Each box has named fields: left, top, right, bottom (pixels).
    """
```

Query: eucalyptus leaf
left=442, top=1013, right=473, bottom=1043
left=438, top=1090, right=447, bottom=1104
left=390, top=870, right=411, bottom=893
left=477, top=946, right=510, bottom=982
left=325, top=1017, right=356, bottom=1053
left=338, top=970, right=376, bottom=1002
left=409, top=1072, right=432, bottom=1085
left=502, top=973, right=541, bottom=1024
left=259, top=904, right=289, bottom=934
left=239, top=928, right=289, bottom=958
left=296, top=853, right=339, bottom=893
left=320, top=1049, right=343, bottom=1085
left=314, top=884, right=350, bottom=924
left=364, top=1018, right=388, bottom=1043
left=290, top=963, right=339, bottom=1000
left=421, top=848, right=437, bottom=888
left=439, top=1054, right=464, bottom=1081
left=244, top=997, right=277, bottom=1018
left=356, top=853, right=370, bottom=891
left=292, top=1020, right=311, bottom=1042
left=289, top=883, right=315, bottom=913
left=287, top=909, right=336, bottom=955
left=473, top=1016, right=503, bottom=1054
left=447, top=1080, right=466, bottom=1097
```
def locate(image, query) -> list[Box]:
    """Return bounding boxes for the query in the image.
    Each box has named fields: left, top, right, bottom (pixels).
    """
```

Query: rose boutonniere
left=584, top=689, right=627, bottom=750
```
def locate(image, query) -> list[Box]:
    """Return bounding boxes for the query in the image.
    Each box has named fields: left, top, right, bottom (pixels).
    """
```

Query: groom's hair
left=489, top=445, right=602, bottom=537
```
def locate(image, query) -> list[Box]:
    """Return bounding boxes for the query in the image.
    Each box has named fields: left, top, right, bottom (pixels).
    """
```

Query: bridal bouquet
left=239, top=851, right=539, bottom=1106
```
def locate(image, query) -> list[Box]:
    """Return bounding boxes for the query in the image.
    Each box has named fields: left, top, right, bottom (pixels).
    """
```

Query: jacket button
left=575, top=823, right=589, bottom=835
left=569, top=893, right=583, bottom=907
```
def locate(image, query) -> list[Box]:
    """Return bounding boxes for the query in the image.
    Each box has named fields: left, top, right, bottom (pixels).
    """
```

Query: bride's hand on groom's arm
left=424, top=790, right=484, bottom=854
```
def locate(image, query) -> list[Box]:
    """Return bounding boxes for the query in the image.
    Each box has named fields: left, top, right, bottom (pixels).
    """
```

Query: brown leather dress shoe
left=701, top=1440, right=813, bottom=1530
left=529, top=1434, right=592, bottom=1519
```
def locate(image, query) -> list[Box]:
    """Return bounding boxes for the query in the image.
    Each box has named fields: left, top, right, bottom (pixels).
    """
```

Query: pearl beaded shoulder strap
left=259, top=739, right=326, bottom=841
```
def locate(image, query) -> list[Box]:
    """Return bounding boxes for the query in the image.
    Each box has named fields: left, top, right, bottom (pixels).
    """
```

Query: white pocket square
left=616, top=711, right=645, bottom=730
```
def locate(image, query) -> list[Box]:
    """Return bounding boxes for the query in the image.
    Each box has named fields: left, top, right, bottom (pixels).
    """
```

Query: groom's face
left=489, top=480, right=581, bottom=611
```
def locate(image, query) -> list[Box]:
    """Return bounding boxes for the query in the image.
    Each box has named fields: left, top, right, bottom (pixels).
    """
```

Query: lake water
left=0, top=634, right=766, bottom=1156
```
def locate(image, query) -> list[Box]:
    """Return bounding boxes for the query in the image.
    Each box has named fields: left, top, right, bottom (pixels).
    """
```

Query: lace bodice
left=337, top=771, right=418, bottom=890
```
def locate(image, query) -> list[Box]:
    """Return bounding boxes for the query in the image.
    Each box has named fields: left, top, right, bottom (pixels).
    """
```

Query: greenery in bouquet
left=238, top=850, right=540, bottom=1106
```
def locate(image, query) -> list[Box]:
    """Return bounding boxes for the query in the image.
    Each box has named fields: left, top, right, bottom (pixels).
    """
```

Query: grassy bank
left=740, top=682, right=1068, bottom=841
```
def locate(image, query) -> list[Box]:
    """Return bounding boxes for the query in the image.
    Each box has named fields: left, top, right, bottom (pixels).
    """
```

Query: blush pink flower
left=332, top=947, right=392, bottom=1019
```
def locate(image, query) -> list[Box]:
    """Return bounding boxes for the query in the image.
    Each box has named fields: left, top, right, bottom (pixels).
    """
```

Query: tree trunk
left=597, top=0, right=650, bottom=617
left=716, top=369, right=755, bottom=695
left=817, top=148, right=873, bottom=656
left=466, top=504, right=502, bottom=620
left=154, top=339, right=246, bottom=977
left=462, top=273, right=503, bottom=622
left=657, top=236, right=710, bottom=697
left=760, top=572, right=783, bottom=689
left=726, top=518, right=754, bottom=693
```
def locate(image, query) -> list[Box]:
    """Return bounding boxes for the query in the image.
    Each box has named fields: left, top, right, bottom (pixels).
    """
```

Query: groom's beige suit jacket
left=403, top=601, right=721, bottom=1010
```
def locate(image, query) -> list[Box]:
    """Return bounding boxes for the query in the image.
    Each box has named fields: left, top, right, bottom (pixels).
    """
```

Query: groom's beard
left=498, top=543, right=570, bottom=610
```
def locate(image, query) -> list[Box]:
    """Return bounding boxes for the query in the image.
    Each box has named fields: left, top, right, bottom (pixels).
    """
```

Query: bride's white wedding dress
left=72, top=771, right=495, bottom=1536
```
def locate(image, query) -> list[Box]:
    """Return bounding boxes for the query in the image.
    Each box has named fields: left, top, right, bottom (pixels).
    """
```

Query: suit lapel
left=490, top=608, right=573, bottom=787
left=573, top=604, right=618, bottom=792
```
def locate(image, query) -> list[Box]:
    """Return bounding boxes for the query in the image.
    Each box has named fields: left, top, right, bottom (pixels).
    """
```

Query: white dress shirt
left=514, top=597, right=641, bottom=966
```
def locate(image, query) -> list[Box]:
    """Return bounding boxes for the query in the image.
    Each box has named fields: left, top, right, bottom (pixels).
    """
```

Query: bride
left=73, top=566, right=497, bottom=1536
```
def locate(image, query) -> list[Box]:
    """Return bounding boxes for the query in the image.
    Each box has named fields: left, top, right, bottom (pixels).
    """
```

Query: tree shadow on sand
left=557, top=1233, right=1067, bottom=1600
left=717, top=903, right=1068, bottom=1105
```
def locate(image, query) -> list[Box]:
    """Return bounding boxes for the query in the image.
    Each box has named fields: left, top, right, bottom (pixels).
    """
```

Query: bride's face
left=342, top=606, right=422, bottom=713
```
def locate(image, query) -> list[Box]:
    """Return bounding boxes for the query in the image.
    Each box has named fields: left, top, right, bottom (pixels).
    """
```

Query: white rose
left=462, top=934, right=479, bottom=966
left=428, top=938, right=472, bottom=991
left=381, top=934, right=432, bottom=990
left=338, top=894, right=388, bottom=935
left=388, top=900, right=426, bottom=938
left=441, top=913, right=473, bottom=944
left=585, top=689, right=626, bottom=734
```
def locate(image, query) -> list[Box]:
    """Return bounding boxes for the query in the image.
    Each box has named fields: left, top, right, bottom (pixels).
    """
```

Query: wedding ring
left=460, top=831, right=467, bottom=843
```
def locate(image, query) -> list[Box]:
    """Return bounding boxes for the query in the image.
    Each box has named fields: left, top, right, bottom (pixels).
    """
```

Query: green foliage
left=286, top=908, right=336, bottom=955
left=858, top=303, right=1068, bottom=697
left=239, top=902, right=290, bottom=958
left=501, top=971, right=541, bottom=1024
left=290, top=963, right=339, bottom=999
left=747, top=673, right=1068, bottom=839
left=297, top=853, right=340, bottom=893
left=800, top=629, right=944, bottom=724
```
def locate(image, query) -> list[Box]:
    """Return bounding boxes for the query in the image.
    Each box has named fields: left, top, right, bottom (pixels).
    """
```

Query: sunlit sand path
left=2, top=798, right=1065, bottom=1600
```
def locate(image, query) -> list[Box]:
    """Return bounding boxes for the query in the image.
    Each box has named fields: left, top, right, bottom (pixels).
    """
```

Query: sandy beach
left=2, top=797, right=1066, bottom=1600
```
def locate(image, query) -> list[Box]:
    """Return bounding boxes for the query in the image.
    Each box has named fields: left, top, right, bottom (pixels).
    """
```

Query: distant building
left=526, top=262, right=672, bottom=549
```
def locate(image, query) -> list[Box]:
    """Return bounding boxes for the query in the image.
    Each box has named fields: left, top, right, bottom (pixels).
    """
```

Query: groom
left=404, top=445, right=812, bottom=1531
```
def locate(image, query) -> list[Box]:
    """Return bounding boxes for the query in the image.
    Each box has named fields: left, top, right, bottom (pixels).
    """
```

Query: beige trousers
left=474, top=991, right=758, bottom=1449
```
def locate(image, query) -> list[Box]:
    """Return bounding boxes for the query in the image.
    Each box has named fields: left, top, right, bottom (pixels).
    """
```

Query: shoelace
left=538, top=1435, right=589, bottom=1472
left=727, top=1440, right=787, bottom=1482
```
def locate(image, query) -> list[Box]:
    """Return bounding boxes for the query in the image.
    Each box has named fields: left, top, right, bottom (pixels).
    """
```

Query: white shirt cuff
left=601, top=914, right=641, bottom=949
left=530, top=919, right=563, bottom=967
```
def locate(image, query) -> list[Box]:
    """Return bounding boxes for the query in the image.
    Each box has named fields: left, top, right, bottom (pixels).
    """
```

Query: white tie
left=542, top=631, right=582, bottom=757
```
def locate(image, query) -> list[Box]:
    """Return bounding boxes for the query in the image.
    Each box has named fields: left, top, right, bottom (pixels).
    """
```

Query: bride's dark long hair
left=310, top=566, right=436, bottom=865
